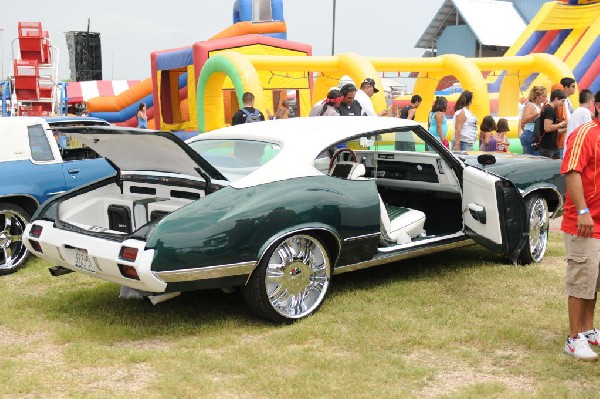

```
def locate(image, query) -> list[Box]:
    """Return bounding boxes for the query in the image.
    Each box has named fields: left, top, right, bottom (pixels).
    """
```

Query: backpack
left=531, top=104, right=552, bottom=150
left=240, top=108, right=262, bottom=123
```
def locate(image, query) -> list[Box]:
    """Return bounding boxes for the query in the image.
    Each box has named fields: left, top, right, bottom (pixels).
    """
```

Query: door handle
left=467, top=203, right=486, bottom=224
left=67, top=169, right=80, bottom=177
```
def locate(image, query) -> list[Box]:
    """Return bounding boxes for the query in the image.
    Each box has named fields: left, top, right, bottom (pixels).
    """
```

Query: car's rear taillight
left=119, top=246, right=138, bottom=262
left=118, top=264, right=140, bottom=280
left=30, top=224, right=43, bottom=238
left=29, top=240, right=43, bottom=253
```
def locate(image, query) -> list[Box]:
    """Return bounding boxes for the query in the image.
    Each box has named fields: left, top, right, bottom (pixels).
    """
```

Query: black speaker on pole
left=65, top=29, right=102, bottom=81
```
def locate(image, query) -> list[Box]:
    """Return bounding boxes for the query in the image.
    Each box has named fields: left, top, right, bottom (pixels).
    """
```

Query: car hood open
left=59, top=126, right=226, bottom=181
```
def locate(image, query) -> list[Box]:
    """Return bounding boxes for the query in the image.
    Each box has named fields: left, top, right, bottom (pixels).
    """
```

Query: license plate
left=74, top=248, right=95, bottom=273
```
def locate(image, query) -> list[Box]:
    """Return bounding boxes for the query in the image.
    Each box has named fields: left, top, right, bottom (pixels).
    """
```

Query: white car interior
left=57, top=178, right=203, bottom=234
left=328, top=160, right=427, bottom=245
left=324, top=132, right=463, bottom=248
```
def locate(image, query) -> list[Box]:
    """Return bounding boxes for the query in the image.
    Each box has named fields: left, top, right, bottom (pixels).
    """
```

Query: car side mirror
left=477, top=153, right=496, bottom=166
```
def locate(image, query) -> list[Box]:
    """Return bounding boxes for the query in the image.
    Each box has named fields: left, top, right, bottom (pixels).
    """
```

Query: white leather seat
left=328, top=161, right=425, bottom=245
left=328, top=161, right=366, bottom=180
left=379, top=198, right=426, bottom=245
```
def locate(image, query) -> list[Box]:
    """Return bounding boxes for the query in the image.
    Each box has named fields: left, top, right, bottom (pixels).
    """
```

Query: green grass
left=1, top=232, right=599, bottom=398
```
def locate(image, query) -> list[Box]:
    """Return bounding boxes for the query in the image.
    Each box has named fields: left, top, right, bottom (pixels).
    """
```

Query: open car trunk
left=55, top=176, right=207, bottom=239
left=43, top=126, right=227, bottom=240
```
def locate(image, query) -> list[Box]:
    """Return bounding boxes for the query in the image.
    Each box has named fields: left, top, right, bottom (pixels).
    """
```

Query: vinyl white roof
left=190, top=117, right=418, bottom=189
left=415, top=0, right=526, bottom=49
left=0, top=117, right=52, bottom=162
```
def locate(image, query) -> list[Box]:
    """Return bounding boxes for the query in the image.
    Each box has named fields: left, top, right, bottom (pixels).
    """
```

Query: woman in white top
left=452, top=90, right=478, bottom=151
left=519, top=86, right=547, bottom=155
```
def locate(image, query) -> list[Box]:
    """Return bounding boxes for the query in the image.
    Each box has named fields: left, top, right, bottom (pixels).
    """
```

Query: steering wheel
left=328, top=147, right=357, bottom=173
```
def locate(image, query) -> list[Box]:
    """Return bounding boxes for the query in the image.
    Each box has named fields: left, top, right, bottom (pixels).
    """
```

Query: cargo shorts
left=564, top=234, right=600, bottom=299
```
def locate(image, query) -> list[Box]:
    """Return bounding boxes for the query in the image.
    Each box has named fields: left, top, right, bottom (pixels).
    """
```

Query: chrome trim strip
left=378, top=231, right=466, bottom=252
left=333, top=238, right=475, bottom=275
left=155, top=261, right=255, bottom=283
left=522, top=185, right=564, bottom=218
left=343, top=232, right=380, bottom=242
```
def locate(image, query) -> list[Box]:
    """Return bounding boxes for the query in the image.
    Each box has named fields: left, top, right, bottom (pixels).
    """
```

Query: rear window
left=28, top=124, right=55, bottom=162
left=188, top=139, right=281, bottom=182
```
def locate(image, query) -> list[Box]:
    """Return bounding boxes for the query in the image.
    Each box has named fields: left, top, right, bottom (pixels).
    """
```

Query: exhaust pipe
left=144, top=292, right=181, bottom=305
left=48, top=266, right=74, bottom=277
left=119, top=286, right=181, bottom=305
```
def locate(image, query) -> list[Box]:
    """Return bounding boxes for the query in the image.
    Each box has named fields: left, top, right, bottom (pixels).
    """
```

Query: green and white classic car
left=24, top=117, right=564, bottom=323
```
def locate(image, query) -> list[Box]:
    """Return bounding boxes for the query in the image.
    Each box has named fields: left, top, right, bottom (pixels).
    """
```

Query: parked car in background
left=24, top=117, right=564, bottom=323
left=0, top=117, right=115, bottom=275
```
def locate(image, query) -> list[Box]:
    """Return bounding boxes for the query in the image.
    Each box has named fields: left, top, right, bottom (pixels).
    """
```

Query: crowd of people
left=230, top=76, right=593, bottom=161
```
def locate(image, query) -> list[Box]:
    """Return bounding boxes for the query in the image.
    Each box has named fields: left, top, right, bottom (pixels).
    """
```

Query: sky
left=1, top=0, right=445, bottom=81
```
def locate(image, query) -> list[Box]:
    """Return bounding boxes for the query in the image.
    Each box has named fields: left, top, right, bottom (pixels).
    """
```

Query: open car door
left=461, top=166, right=527, bottom=261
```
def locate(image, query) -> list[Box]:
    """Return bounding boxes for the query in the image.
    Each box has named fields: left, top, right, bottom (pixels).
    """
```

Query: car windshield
left=344, top=128, right=435, bottom=152
left=188, top=139, right=281, bottom=182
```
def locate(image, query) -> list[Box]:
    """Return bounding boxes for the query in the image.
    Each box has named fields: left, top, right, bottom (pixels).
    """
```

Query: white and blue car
left=0, top=117, right=115, bottom=274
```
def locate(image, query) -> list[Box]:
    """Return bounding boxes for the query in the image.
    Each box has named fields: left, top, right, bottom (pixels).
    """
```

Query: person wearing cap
left=354, top=78, right=388, bottom=117
left=537, top=89, right=568, bottom=159
left=338, top=84, right=363, bottom=117
left=309, top=88, right=342, bottom=117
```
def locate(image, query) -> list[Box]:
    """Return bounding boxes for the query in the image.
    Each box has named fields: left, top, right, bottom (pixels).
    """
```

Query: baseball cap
left=363, top=78, right=379, bottom=93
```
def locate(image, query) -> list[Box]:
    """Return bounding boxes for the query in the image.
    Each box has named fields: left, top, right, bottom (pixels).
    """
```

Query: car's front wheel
left=242, top=234, right=331, bottom=324
left=0, top=203, right=31, bottom=275
left=518, top=194, right=549, bottom=264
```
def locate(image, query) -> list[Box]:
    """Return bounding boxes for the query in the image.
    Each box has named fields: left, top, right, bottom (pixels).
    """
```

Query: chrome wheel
left=242, top=233, right=331, bottom=323
left=265, top=235, right=330, bottom=319
left=518, top=195, right=548, bottom=264
left=0, top=204, right=31, bottom=275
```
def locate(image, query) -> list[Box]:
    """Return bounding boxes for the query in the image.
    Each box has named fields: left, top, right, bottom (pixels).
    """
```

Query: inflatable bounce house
left=151, top=34, right=311, bottom=132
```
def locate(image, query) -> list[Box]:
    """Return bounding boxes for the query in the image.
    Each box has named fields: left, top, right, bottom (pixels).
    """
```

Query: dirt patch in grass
left=80, top=363, right=155, bottom=394
left=405, top=349, right=535, bottom=397
left=0, top=324, right=154, bottom=395
left=0, top=325, right=50, bottom=347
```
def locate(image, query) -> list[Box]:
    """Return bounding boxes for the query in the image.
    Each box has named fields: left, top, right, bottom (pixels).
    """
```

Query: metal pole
left=331, top=0, right=336, bottom=56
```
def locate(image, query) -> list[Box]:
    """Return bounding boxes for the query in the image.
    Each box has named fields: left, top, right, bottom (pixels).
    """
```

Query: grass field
left=1, top=231, right=599, bottom=398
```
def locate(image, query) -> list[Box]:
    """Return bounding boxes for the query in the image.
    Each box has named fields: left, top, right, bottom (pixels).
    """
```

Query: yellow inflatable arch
left=196, top=52, right=574, bottom=133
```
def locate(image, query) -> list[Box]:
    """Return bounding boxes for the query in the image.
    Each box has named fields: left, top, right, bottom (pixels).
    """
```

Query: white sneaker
left=583, top=328, right=599, bottom=346
left=564, top=335, right=599, bottom=361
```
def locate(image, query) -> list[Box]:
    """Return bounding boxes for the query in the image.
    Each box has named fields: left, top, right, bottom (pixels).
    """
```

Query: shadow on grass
left=30, top=245, right=504, bottom=340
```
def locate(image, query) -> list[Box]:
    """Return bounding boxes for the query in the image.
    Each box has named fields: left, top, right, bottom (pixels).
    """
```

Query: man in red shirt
left=560, top=90, right=600, bottom=361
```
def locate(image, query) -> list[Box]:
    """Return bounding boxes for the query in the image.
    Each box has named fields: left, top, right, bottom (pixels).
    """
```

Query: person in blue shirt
left=428, top=96, right=449, bottom=147
left=137, top=103, right=148, bottom=129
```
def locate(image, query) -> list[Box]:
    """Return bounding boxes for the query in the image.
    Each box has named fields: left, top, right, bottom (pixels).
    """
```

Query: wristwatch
left=578, top=208, right=590, bottom=215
